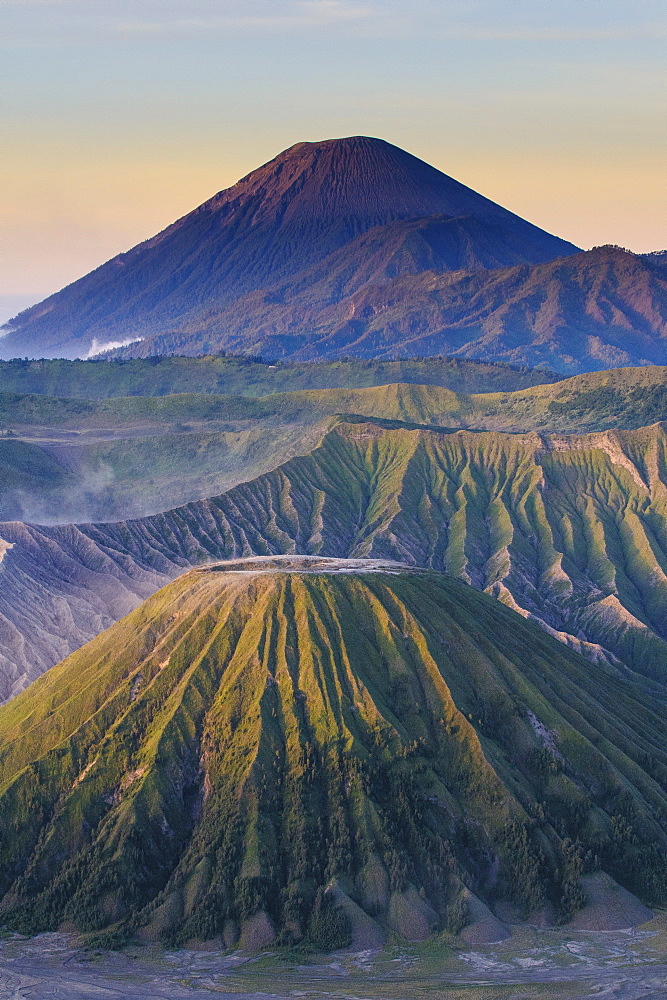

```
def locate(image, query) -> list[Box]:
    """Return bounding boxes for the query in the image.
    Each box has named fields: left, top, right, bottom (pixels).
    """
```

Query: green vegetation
left=547, top=383, right=667, bottom=429
left=1, top=365, right=663, bottom=433
left=0, top=561, right=664, bottom=946
left=474, top=366, right=667, bottom=433
left=0, top=365, right=663, bottom=521
left=0, top=355, right=560, bottom=400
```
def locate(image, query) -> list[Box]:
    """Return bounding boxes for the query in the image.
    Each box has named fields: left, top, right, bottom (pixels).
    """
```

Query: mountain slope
left=2, top=364, right=654, bottom=437
left=0, top=136, right=578, bottom=361
left=1, top=419, right=665, bottom=701
left=5, top=140, right=665, bottom=372
left=0, top=559, right=664, bottom=946
left=118, top=245, right=667, bottom=373
left=462, top=365, right=667, bottom=433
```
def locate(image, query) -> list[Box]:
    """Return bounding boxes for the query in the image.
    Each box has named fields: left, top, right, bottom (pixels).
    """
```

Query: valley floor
left=0, top=918, right=665, bottom=1000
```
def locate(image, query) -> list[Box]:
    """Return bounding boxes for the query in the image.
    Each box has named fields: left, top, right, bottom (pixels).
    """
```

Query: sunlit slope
left=0, top=560, right=664, bottom=945
left=466, top=365, right=667, bottom=433
left=1, top=419, right=665, bottom=700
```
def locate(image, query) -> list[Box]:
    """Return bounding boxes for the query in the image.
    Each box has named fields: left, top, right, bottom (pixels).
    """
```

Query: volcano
left=1, top=136, right=581, bottom=362
left=0, top=558, right=663, bottom=948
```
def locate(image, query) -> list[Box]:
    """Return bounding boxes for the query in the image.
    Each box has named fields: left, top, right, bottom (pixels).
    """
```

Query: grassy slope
left=0, top=366, right=664, bottom=522
left=0, top=563, right=665, bottom=945
left=1, top=366, right=661, bottom=430
left=467, top=366, right=667, bottom=433
left=258, top=367, right=667, bottom=433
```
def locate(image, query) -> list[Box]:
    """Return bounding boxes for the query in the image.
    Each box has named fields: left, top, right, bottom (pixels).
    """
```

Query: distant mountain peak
left=0, top=136, right=587, bottom=361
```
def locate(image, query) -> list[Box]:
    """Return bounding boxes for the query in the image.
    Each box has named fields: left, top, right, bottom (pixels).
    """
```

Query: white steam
left=84, top=336, right=143, bottom=359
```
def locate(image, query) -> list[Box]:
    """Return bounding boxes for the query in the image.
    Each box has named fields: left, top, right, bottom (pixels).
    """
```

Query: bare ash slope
left=0, top=559, right=664, bottom=947
left=0, top=419, right=665, bottom=701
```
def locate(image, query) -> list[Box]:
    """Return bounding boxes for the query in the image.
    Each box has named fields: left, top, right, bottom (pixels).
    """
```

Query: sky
left=2, top=0, right=665, bottom=320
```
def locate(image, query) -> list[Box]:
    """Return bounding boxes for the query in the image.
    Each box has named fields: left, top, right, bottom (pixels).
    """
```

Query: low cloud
left=84, top=336, right=143, bottom=358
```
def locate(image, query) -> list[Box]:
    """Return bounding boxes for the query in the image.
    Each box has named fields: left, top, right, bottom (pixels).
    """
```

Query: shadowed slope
left=129, top=245, right=666, bottom=372
left=0, top=559, right=664, bottom=946
left=0, top=420, right=665, bottom=700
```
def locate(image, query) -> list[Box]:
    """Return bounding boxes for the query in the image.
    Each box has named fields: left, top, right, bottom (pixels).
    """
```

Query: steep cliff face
left=0, top=420, right=665, bottom=700
left=0, top=559, right=664, bottom=946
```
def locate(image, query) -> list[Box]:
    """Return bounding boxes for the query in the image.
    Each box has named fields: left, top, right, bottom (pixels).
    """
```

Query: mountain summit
left=1, top=136, right=580, bottom=361
left=5, top=136, right=664, bottom=371
left=201, top=136, right=569, bottom=237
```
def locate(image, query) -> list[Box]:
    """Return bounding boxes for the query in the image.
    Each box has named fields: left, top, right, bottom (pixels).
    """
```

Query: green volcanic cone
left=0, top=557, right=665, bottom=948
